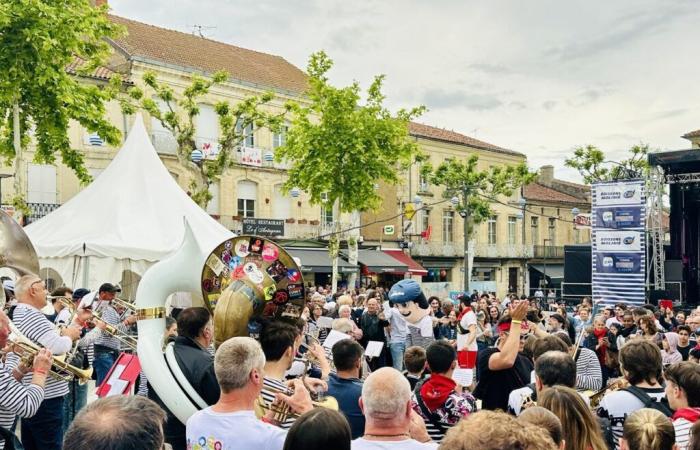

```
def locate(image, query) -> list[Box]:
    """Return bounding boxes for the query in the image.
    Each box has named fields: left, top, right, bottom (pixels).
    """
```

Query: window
left=508, top=216, right=517, bottom=245
left=151, top=98, right=177, bottom=154
left=442, top=210, right=454, bottom=243
left=321, top=205, right=333, bottom=224
left=273, top=125, right=288, bottom=149
left=237, top=180, right=257, bottom=218
left=418, top=168, right=429, bottom=192
left=272, top=184, right=291, bottom=220
left=421, top=209, right=430, bottom=233
left=531, top=217, right=539, bottom=245
left=236, top=119, right=254, bottom=147
left=488, top=216, right=497, bottom=245
left=197, top=104, right=219, bottom=141
left=27, top=164, right=57, bottom=204
left=548, top=218, right=556, bottom=244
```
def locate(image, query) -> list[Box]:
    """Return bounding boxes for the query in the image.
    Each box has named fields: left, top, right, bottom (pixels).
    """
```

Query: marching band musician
left=91, top=283, right=137, bottom=385
left=0, top=310, right=51, bottom=450
left=12, top=275, right=81, bottom=450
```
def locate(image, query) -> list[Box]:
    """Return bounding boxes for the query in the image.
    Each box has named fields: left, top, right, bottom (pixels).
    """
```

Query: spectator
left=283, top=408, right=351, bottom=450
left=381, top=300, right=408, bottom=371
left=555, top=332, right=603, bottom=392
left=359, top=299, right=389, bottom=370
left=618, top=312, right=638, bottom=347
left=63, top=396, right=166, bottom=450
left=404, top=346, right=428, bottom=390
left=338, top=305, right=363, bottom=341
left=437, top=410, right=557, bottom=450
left=690, top=421, right=700, bottom=450
left=584, top=315, right=617, bottom=385
left=353, top=367, right=434, bottom=449
left=639, top=315, right=664, bottom=346
left=540, top=386, right=608, bottom=450
left=620, top=408, right=676, bottom=450
left=519, top=406, right=565, bottom=450
left=597, top=340, right=671, bottom=450
left=548, top=314, right=567, bottom=334
left=412, top=341, right=476, bottom=442
left=473, top=301, right=532, bottom=411
left=327, top=339, right=365, bottom=439
left=664, top=362, right=700, bottom=449
left=662, top=332, right=683, bottom=366
left=677, top=326, right=697, bottom=361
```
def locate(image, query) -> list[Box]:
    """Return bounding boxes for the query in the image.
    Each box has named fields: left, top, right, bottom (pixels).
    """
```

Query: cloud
left=419, top=88, right=503, bottom=111
left=509, top=101, right=527, bottom=110
left=467, top=63, right=513, bottom=75
left=542, top=100, right=557, bottom=111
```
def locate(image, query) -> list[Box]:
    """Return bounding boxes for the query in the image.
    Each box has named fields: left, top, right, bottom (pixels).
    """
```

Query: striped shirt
left=576, top=347, right=602, bottom=391
left=260, top=377, right=296, bottom=429
left=0, top=361, right=44, bottom=450
left=12, top=303, right=71, bottom=398
left=94, top=301, right=130, bottom=351
left=597, top=387, right=666, bottom=450
left=673, top=416, right=696, bottom=450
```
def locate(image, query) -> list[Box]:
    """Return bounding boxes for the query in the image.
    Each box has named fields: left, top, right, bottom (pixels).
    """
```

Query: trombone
left=6, top=322, right=93, bottom=384
left=112, top=297, right=136, bottom=312
left=89, top=309, right=138, bottom=351
left=254, top=382, right=338, bottom=423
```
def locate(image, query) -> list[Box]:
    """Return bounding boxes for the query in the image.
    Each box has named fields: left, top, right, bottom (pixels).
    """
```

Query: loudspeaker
left=664, top=260, right=683, bottom=282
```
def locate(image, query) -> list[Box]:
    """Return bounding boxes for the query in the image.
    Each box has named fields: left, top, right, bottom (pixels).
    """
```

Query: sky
left=110, top=0, right=700, bottom=183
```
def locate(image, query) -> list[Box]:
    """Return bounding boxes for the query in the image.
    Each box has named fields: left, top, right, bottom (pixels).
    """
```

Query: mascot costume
left=388, top=280, right=435, bottom=349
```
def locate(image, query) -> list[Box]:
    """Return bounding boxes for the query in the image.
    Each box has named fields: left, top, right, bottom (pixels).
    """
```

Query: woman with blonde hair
left=539, top=386, right=608, bottom=450
left=620, top=408, right=677, bottom=450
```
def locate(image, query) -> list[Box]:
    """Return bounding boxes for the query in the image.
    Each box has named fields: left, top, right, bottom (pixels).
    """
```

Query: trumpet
left=254, top=383, right=338, bottom=423
left=586, top=378, right=626, bottom=408
left=112, top=297, right=136, bottom=312
left=89, top=310, right=138, bottom=351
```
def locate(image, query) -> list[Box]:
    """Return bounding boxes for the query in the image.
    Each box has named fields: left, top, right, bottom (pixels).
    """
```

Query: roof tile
left=523, top=182, right=585, bottom=204
left=109, top=15, right=308, bottom=94
left=409, top=122, right=523, bottom=157
left=682, top=129, right=700, bottom=139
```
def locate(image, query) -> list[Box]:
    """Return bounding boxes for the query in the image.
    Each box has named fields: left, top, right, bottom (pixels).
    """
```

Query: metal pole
left=543, top=238, right=549, bottom=290
left=463, top=186, right=469, bottom=293
left=521, top=200, right=526, bottom=295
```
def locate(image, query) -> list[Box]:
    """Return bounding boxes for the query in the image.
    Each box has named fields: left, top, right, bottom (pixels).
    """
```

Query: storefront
left=352, top=249, right=408, bottom=288
left=284, top=248, right=358, bottom=287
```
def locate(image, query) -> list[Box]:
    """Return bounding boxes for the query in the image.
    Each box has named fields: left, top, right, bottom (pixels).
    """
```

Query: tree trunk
left=330, top=200, right=341, bottom=294
left=12, top=102, right=24, bottom=223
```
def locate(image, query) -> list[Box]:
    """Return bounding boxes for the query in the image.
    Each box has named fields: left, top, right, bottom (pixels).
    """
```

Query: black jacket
left=148, top=336, right=220, bottom=450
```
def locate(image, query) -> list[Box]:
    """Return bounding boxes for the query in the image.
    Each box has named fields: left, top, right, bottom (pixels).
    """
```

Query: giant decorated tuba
left=135, top=221, right=306, bottom=423
left=0, top=209, right=41, bottom=307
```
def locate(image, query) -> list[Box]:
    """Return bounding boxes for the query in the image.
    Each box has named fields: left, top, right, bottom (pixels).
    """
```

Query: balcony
left=533, top=245, right=565, bottom=259
left=413, top=242, right=533, bottom=259
left=25, top=203, right=61, bottom=225
left=218, top=217, right=352, bottom=240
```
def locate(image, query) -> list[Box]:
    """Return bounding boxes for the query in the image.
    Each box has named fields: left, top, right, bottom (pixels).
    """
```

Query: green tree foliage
left=0, top=0, right=124, bottom=215
left=276, top=51, right=425, bottom=213
left=275, top=50, right=425, bottom=292
left=564, top=143, right=651, bottom=184
left=119, top=71, right=288, bottom=207
left=427, top=155, right=535, bottom=230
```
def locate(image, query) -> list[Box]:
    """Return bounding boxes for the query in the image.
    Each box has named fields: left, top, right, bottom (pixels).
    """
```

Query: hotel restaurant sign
left=242, top=218, right=285, bottom=237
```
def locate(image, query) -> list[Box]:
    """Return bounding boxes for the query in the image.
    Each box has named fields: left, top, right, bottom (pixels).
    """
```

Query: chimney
left=539, top=165, right=554, bottom=186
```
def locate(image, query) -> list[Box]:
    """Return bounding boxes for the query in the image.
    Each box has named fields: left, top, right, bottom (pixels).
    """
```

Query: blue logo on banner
left=595, top=207, right=642, bottom=229
left=595, top=253, right=642, bottom=274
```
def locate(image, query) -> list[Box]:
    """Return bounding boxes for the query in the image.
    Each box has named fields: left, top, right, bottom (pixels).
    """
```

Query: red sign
left=96, top=353, right=142, bottom=397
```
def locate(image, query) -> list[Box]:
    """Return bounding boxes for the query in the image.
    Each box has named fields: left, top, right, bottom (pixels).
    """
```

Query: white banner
left=593, top=230, right=643, bottom=252
left=240, top=146, right=262, bottom=167
left=593, top=181, right=644, bottom=206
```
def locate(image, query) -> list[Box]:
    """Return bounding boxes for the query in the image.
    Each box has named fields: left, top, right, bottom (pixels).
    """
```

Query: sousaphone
left=0, top=209, right=40, bottom=307
left=135, top=221, right=305, bottom=423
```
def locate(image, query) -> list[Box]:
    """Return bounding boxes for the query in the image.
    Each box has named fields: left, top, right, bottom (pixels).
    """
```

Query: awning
left=529, top=264, right=564, bottom=280
left=351, top=249, right=408, bottom=273
left=285, top=248, right=357, bottom=274
left=382, top=249, right=428, bottom=275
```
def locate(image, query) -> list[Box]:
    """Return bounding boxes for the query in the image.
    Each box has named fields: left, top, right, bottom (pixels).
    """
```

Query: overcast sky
left=110, top=0, right=700, bottom=183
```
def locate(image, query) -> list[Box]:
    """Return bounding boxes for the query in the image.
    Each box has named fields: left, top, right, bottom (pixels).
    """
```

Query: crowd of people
left=1, top=274, right=700, bottom=450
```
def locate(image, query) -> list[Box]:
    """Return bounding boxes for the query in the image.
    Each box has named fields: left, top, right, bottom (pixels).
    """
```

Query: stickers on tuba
left=200, top=235, right=306, bottom=323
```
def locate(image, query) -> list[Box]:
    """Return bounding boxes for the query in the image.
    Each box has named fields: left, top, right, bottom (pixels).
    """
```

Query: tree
left=564, top=143, right=651, bottom=184
left=119, top=71, right=288, bottom=207
left=425, top=155, right=535, bottom=292
left=276, top=51, right=425, bottom=292
left=0, top=0, right=124, bottom=219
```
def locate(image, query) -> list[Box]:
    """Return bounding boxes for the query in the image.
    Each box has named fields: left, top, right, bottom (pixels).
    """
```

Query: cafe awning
left=382, top=249, right=428, bottom=275
left=352, top=249, right=408, bottom=273
left=285, top=248, right=357, bottom=273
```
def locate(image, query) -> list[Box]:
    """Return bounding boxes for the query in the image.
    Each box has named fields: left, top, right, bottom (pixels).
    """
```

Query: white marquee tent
left=25, top=114, right=233, bottom=297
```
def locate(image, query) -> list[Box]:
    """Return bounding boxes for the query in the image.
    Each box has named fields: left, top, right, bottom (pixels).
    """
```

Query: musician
left=185, top=337, right=312, bottom=449
left=555, top=332, right=603, bottom=392
left=92, top=283, right=137, bottom=385
left=49, top=287, right=73, bottom=326
left=12, top=275, right=81, bottom=450
left=596, top=339, right=671, bottom=450
left=327, top=339, right=366, bottom=439
left=0, top=310, right=51, bottom=450
left=259, top=320, right=325, bottom=430
left=148, top=307, right=219, bottom=450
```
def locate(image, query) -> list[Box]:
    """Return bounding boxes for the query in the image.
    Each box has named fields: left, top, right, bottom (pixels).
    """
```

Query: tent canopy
left=24, top=114, right=232, bottom=289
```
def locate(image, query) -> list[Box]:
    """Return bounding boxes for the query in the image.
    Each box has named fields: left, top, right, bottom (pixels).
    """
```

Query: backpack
left=622, top=386, right=673, bottom=417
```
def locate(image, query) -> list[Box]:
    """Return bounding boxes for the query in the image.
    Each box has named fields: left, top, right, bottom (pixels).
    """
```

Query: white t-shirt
left=413, top=314, right=434, bottom=338
left=186, top=408, right=287, bottom=450
left=352, top=438, right=438, bottom=450
left=457, top=310, right=478, bottom=352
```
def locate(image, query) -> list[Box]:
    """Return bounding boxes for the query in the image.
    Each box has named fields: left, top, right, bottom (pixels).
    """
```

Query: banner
left=591, top=180, right=646, bottom=306
left=242, top=218, right=285, bottom=236
left=240, top=146, right=262, bottom=167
